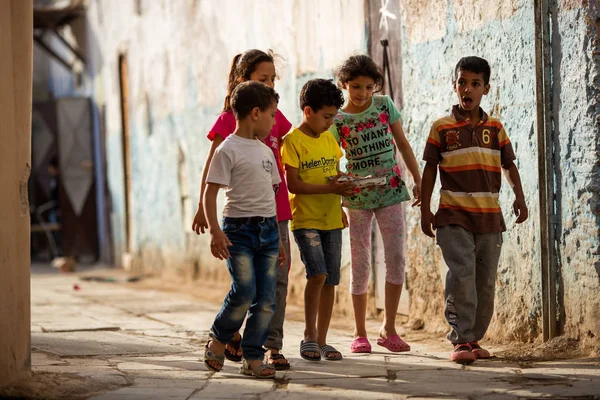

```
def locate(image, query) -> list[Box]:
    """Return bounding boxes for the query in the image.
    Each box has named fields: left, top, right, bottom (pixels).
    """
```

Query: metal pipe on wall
left=533, top=0, right=558, bottom=341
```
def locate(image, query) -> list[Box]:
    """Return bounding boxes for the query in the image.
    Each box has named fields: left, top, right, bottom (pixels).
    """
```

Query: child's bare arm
left=203, top=182, right=232, bottom=259
left=285, top=164, right=355, bottom=196
left=420, top=162, right=438, bottom=238
left=503, top=161, right=528, bottom=224
left=341, top=206, right=349, bottom=228
left=192, top=136, right=224, bottom=235
left=390, top=121, right=422, bottom=206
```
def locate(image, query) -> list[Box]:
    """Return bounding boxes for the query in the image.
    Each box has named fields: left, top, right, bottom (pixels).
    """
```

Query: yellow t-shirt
left=281, top=128, right=344, bottom=231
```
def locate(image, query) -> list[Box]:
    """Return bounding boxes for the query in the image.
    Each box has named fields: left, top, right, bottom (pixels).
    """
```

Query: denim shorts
left=293, top=228, right=342, bottom=286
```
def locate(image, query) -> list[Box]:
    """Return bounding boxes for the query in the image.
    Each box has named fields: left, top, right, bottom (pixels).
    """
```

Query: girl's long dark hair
left=222, top=49, right=277, bottom=112
left=335, top=54, right=385, bottom=93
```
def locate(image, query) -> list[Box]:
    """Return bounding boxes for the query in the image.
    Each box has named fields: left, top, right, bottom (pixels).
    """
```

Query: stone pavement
left=12, top=270, right=600, bottom=399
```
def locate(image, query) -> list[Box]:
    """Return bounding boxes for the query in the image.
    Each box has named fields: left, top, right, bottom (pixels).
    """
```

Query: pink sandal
left=469, top=341, right=490, bottom=359
left=376, top=334, right=410, bottom=352
left=350, top=337, right=372, bottom=353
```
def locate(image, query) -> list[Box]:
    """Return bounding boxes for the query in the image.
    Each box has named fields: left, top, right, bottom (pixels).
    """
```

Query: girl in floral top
left=329, top=55, right=421, bottom=355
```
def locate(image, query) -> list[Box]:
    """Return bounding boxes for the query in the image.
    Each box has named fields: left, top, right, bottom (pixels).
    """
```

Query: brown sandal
left=224, top=335, right=242, bottom=362
left=265, top=353, right=290, bottom=370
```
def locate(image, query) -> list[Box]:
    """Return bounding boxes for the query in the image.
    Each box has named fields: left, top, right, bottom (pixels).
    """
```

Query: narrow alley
left=2, top=267, right=599, bottom=400
left=2, top=1, right=600, bottom=398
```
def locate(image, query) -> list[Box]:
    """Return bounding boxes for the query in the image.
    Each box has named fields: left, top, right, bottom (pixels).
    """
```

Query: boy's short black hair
left=299, top=79, right=344, bottom=112
left=454, top=56, right=491, bottom=85
left=230, top=81, right=279, bottom=120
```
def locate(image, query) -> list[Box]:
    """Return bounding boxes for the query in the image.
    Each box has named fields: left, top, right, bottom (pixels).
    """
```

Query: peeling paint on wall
left=400, top=0, right=447, bottom=44
left=86, top=0, right=365, bottom=282
left=453, top=0, right=518, bottom=33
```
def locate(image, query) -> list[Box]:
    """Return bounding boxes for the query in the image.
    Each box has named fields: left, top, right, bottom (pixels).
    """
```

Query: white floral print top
left=329, top=95, right=410, bottom=210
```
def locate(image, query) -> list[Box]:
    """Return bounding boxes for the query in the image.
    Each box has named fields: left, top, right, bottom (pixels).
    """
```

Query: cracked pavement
left=10, top=269, right=600, bottom=399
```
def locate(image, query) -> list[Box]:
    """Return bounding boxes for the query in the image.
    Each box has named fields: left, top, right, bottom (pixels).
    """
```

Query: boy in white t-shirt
left=203, top=81, right=285, bottom=379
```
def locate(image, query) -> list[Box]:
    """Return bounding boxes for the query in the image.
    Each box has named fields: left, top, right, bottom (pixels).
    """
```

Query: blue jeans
left=293, top=228, right=342, bottom=285
left=210, top=216, right=279, bottom=361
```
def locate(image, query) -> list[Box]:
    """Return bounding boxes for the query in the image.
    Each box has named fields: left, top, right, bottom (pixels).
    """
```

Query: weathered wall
left=556, top=0, right=600, bottom=347
left=86, top=0, right=366, bottom=310
left=400, top=0, right=600, bottom=345
left=0, top=0, right=32, bottom=388
left=88, top=0, right=600, bottom=345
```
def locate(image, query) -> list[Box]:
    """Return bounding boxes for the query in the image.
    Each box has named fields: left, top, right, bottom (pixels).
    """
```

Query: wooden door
left=56, top=97, right=99, bottom=261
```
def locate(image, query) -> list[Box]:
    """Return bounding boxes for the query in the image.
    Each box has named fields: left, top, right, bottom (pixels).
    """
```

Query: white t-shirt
left=207, top=134, right=281, bottom=218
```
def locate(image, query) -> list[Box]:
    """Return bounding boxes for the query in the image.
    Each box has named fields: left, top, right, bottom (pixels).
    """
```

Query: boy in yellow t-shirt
left=281, top=79, right=355, bottom=362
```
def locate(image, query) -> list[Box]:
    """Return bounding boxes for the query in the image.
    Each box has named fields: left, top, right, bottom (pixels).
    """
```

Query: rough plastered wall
left=555, top=0, right=600, bottom=347
left=0, top=0, right=32, bottom=388
left=400, top=0, right=600, bottom=346
left=86, top=0, right=366, bottom=310
left=400, top=0, right=542, bottom=339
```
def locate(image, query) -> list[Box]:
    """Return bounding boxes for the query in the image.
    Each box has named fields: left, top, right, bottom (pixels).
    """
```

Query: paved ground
left=2, top=267, right=600, bottom=399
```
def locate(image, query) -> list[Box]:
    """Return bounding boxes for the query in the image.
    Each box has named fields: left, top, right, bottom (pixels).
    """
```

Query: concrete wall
left=400, top=0, right=600, bottom=345
left=556, top=0, right=600, bottom=347
left=0, top=0, right=32, bottom=388
left=86, top=0, right=366, bottom=307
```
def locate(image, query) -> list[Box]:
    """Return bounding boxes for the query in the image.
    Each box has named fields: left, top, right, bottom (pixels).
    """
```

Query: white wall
left=86, top=0, right=366, bottom=282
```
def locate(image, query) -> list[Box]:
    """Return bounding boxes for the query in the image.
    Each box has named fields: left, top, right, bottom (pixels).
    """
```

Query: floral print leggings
left=348, top=203, right=406, bottom=295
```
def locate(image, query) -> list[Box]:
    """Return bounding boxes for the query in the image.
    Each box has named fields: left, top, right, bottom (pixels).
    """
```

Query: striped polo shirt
left=423, top=105, right=516, bottom=233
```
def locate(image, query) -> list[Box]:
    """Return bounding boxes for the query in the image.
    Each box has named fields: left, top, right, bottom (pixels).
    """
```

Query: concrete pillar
left=0, top=0, right=33, bottom=388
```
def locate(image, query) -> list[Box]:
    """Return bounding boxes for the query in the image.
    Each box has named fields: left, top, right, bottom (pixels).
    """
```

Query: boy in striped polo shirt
left=420, top=56, right=528, bottom=364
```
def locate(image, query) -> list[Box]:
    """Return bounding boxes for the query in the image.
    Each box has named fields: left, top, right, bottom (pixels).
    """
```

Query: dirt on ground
left=496, top=336, right=600, bottom=362
left=0, top=371, right=126, bottom=400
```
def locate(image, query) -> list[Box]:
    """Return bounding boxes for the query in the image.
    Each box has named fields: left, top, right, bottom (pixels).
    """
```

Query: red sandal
left=350, top=337, right=372, bottom=353
left=376, top=334, right=410, bottom=352
left=469, top=341, right=490, bottom=359
left=450, top=343, right=476, bottom=364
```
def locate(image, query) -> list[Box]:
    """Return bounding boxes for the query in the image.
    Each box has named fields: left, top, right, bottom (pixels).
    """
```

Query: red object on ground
left=73, top=284, right=81, bottom=291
